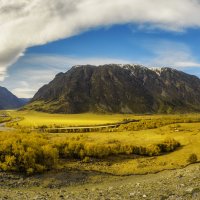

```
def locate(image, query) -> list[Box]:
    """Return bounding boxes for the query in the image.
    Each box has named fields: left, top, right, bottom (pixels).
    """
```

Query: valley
left=0, top=66, right=200, bottom=199
left=2, top=1, right=200, bottom=198
left=0, top=111, right=200, bottom=199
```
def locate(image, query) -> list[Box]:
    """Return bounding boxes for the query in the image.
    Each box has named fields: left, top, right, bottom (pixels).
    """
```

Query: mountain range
left=0, top=86, right=30, bottom=110
left=25, top=64, right=200, bottom=114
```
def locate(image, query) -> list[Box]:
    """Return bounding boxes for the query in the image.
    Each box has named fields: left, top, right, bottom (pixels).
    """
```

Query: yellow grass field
left=8, top=110, right=136, bottom=127
left=62, top=122, right=200, bottom=175
left=1, top=110, right=200, bottom=175
left=7, top=110, right=200, bottom=127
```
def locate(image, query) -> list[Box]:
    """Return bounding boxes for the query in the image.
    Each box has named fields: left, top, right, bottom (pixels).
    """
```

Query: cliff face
left=28, top=64, right=200, bottom=113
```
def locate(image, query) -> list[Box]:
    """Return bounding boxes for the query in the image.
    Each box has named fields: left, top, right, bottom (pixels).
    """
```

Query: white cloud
left=142, top=40, right=200, bottom=68
left=1, top=0, right=200, bottom=80
left=174, top=61, right=200, bottom=67
left=12, top=87, right=36, bottom=99
left=22, top=54, right=132, bottom=67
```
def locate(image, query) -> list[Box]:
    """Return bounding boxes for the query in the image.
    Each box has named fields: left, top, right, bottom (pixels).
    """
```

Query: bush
left=187, top=153, right=198, bottom=163
left=0, top=133, right=59, bottom=174
left=146, top=144, right=161, bottom=156
left=0, top=131, right=181, bottom=174
left=118, top=116, right=200, bottom=132
left=157, top=138, right=180, bottom=152
left=82, top=156, right=90, bottom=163
left=53, top=137, right=180, bottom=159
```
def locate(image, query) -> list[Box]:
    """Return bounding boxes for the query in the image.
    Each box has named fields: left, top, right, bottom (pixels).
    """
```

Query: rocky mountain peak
left=27, top=64, right=200, bottom=114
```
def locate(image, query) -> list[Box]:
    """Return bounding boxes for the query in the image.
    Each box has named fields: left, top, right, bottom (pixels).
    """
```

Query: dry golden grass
left=8, top=110, right=136, bottom=127
left=56, top=122, right=200, bottom=175
left=1, top=110, right=200, bottom=175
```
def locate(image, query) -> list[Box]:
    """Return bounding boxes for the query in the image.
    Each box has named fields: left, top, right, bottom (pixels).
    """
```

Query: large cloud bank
left=1, top=0, right=200, bottom=80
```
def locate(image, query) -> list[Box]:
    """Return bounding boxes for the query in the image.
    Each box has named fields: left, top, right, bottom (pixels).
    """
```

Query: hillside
left=27, top=64, right=200, bottom=113
left=0, top=86, right=27, bottom=109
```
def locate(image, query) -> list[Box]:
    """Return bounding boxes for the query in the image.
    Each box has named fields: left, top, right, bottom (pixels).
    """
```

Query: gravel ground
left=0, top=163, right=200, bottom=200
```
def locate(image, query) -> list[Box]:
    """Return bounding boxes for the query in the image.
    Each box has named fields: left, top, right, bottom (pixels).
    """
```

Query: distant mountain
left=0, top=86, right=28, bottom=109
left=19, top=98, right=31, bottom=104
left=26, top=64, right=200, bottom=114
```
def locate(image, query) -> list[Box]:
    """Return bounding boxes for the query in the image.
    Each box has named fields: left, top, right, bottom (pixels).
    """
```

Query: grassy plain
left=0, top=110, right=200, bottom=175
left=7, top=110, right=136, bottom=127
left=65, top=122, right=200, bottom=175
left=6, top=110, right=200, bottom=127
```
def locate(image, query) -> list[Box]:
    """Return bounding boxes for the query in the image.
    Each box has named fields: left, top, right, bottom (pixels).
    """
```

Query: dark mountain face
left=28, top=64, right=200, bottom=114
left=124, top=65, right=200, bottom=112
left=0, top=86, right=27, bottom=109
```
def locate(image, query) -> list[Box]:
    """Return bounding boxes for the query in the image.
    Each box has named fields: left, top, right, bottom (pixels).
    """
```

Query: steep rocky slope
left=27, top=64, right=200, bottom=113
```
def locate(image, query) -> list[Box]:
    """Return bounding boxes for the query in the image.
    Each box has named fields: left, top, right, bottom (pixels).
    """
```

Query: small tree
left=187, top=153, right=198, bottom=163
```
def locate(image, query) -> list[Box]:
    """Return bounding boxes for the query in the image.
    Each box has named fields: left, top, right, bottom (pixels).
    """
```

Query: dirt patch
left=0, top=163, right=200, bottom=199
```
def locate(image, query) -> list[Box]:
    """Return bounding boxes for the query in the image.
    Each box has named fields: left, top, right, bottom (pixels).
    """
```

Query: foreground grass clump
left=0, top=131, right=180, bottom=174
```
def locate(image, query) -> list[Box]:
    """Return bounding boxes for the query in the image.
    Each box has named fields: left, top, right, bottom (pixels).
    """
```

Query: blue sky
left=2, top=24, right=200, bottom=98
left=28, top=25, right=200, bottom=61
left=1, top=0, right=200, bottom=97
